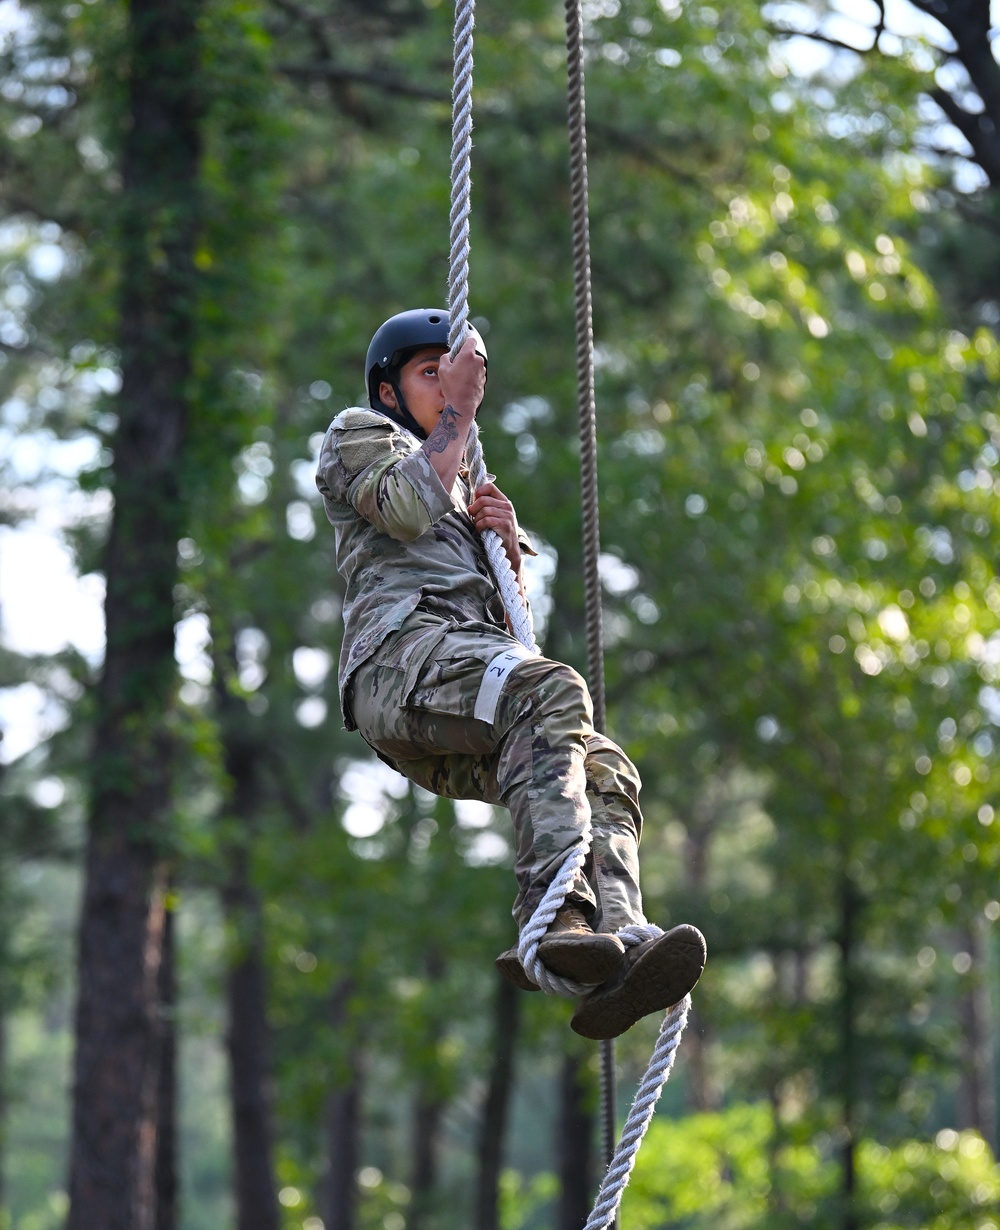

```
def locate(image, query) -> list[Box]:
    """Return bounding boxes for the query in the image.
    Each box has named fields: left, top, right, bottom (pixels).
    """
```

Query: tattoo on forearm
left=425, top=405, right=461, bottom=455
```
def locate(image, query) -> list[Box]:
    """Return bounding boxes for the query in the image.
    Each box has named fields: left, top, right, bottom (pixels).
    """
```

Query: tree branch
left=873, top=0, right=887, bottom=46
left=767, top=22, right=876, bottom=57
left=268, top=0, right=448, bottom=108
left=605, top=642, right=712, bottom=705
left=587, top=120, right=707, bottom=190
left=770, top=7, right=1000, bottom=189
left=930, top=87, right=1000, bottom=185
left=276, top=61, right=448, bottom=103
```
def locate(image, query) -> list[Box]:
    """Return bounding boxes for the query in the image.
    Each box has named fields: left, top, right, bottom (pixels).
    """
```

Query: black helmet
left=365, top=308, right=488, bottom=410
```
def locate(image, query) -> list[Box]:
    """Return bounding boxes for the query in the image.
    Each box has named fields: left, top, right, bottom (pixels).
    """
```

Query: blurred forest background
left=0, top=0, right=999, bottom=1228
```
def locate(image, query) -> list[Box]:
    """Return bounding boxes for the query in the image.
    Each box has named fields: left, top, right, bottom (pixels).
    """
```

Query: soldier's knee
left=509, top=657, right=593, bottom=728
left=585, top=733, right=641, bottom=804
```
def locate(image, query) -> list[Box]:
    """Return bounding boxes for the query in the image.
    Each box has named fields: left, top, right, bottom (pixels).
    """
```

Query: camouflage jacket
left=316, top=407, right=521, bottom=727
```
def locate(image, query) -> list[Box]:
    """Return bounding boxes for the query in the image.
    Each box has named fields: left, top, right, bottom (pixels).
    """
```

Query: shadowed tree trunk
left=324, top=979, right=365, bottom=1230
left=214, top=641, right=281, bottom=1230
left=219, top=723, right=280, bottom=1230
left=836, top=862, right=860, bottom=1230
left=410, top=949, right=446, bottom=1230
left=685, top=1003, right=716, bottom=1113
left=66, top=1, right=202, bottom=1226
left=0, top=962, right=6, bottom=1221
left=557, top=1051, right=594, bottom=1230
left=410, top=1090, right=445, bottom=1230
left=681, top=791, right=717, bottom=1116
left=410, top=1092, right=445, bottom=1221
left=474, top=975, right=522, bottom=1230
left=955, top=921, right=997, bottom=1151
left=224, top=857, right=281, bottom=1230
left=155, top=898, right=177, bottom=1230
left=0, top=763, right=5, bottom=1218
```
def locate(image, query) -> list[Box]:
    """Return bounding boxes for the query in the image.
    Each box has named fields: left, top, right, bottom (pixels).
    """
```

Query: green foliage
left=622, top=1103, right=1000, bottom=1230
left=499, top=1168, right=560, bottom=1230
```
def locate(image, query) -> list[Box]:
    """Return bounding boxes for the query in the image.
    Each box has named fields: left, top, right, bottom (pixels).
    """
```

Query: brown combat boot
left=494, top=946, right=539, bottom=992
left=537, top=906, right=626, bottom=983
left=494, top=907, right=626, bottom=991
left=570, top=924, right=707, bottom=1040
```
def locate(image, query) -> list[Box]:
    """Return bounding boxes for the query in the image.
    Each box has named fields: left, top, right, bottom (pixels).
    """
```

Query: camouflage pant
left=347, top=611, right=647, bottom=932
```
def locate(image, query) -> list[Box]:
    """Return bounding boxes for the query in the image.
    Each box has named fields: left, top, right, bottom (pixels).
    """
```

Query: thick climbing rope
left=583, top=996, right=691, bottom=1230
left=447, top=0, right=538, bottom=654
left=445, top=3, right=690, bottom=1226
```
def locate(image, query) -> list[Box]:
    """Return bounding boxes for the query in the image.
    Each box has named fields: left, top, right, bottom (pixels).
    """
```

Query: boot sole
left=570, top=924, right=707, bottom=1041
left=495, top=946, right=540, bottom=992
left=538, top=932, right=626, bottom=985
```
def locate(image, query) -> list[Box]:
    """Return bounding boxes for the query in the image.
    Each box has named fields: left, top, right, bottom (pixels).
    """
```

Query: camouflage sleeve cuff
left=517, top=528, right=538, bottom=558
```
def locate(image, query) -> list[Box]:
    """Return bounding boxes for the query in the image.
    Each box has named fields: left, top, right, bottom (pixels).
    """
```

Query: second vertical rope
left=564, top=0, right=605, bottom=737
left=564, top=0, right=616, bottom=1192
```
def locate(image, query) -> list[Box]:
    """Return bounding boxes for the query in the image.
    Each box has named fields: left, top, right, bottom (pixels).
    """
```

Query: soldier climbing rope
left=444, top=3, right=698, bottom=1228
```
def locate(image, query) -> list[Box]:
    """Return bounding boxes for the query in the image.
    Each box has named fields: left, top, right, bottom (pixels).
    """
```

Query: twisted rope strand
left=447, top=0, right=538, bottom=653
left=516, top=833, right=595, bottom=998
left=583, top=998, right=691, bottom=1230
left=448, top=0, right=475, bottom=356
left=465, top=422, right=539, bottom=652
left=565, top=0, right=605, bottom=735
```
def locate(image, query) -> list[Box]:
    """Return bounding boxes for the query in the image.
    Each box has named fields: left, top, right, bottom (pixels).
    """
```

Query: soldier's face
left=380, top=346, right=448, bottom=436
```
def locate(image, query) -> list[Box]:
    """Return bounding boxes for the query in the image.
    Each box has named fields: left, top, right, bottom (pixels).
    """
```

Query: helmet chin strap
left=376, top=376, right=429, bottom=441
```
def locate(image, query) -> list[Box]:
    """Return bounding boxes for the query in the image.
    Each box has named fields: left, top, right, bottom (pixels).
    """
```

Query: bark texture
left=217, top=655, right=282, bottom=1230
left=474, top=976, right=521, bottom=1230
left=324, top=980, right=364, bottom=1230
left=919, top=0, right=1000, bottom=185
left=410, top=949, right=446, bottom=1230
left=224, top=867, right=281, bottom=1230
left=66, top=2, right=202, bottom=1226
left=0, top=976, right=6, bottom=1218
left=557, top=1051, right=594, bottom=1230
left=955, top=922, right=997, bottom=1151
left=836, top=865, right=859, bottom=1230
left=155, top=900, right=178, bottom=1230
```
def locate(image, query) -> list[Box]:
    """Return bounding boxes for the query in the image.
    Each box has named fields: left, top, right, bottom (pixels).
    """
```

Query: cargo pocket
left=367, top=616, right=454, bottom=708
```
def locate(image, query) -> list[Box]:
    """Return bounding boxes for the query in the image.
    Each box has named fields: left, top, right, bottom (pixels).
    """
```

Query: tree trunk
left=224, top=862, right=281, bottom=1230
left=955, top=921, right=997, bottom=1152
left=767, top=1086, right=787, bottom=1222
left=324, top=980, right=364, bottom=1230
left=836, top=865, right=859, bottom=1230
left=681, top=786, right=721, bottom=1114
left=410, top=1089, right=445, bottom=1230
left=410, top=949, right=446, bottom=1230
left=155, top=898, right=178, bottom=1230
left=0, top=971, right=6, bottom=1220
left=66, top=1, right=202, bottom=1226
left=474, top=975, right=521, bottom=1230
left=685, top=1004, right=716, bottom=1112
left=215, top=641, right=281, bottom=1230
left=70, top=864, right=170, bottom=1230
left=557, top=1051, right=594, bottom=1230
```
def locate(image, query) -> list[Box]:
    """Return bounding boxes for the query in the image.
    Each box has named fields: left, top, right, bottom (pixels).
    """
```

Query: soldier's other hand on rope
left=469, top=481, right=521, bottom=572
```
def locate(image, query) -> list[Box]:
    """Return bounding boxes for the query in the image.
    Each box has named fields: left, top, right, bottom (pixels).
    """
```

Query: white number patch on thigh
left=474, top=644, right=539, bottom=724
